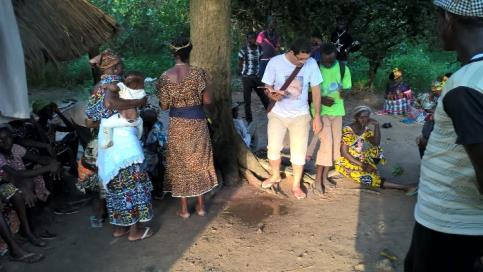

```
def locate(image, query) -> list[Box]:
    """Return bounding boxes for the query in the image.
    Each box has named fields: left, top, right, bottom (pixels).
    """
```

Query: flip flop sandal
left=9, top=252, right=44, bottom=264
left=38, top=230, right=57, bottom=240
left=261, top=178, right=281, bottom=189
left=128, top=227, right=153, bottom=242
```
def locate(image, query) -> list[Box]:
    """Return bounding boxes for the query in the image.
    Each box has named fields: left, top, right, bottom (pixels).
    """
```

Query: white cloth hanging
left=0, top=0, right=30, bottom=122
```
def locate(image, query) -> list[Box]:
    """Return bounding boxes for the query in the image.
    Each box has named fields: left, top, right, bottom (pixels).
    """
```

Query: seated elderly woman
left=335, top=106, right=406, bottom=189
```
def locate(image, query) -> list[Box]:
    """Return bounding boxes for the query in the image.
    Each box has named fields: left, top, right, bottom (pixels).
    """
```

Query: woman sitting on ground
left=335, top=106, right=405, bottom=189
left=0, top=127, right=62, bottom=248
left=384, top=68, right=412, bottom=115
left=0, top=201, right=44, bottom=263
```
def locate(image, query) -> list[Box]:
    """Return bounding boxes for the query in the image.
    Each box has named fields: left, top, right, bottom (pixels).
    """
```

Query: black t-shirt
left=331, top=30, right=353, bottom=61
left=443, top=86, right=483, bottom=145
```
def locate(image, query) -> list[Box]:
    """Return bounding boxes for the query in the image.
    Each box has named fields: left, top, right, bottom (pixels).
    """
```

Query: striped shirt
left=238, top=45, right=262, bottom=77
left=415, top=55, right=483, bottom=235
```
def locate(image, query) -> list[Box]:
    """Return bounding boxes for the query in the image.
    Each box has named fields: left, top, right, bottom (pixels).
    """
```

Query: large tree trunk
left=190, top=0, right=270, bottom=186
left=367, top=57, right=382, bottom=89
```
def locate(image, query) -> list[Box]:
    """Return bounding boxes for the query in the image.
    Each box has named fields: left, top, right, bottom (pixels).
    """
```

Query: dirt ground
left=4, top=88, right=422, bottom=272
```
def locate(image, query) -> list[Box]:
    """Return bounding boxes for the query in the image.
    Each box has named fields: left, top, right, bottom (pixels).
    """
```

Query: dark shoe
left=382, top=123, right=392, bottom=129
left=9, top=252, right=44, bottom=264
left=54, top=206, right=80, bottom=215
left=66, top=193, right=92, bottom=206
left=38, top=230, right=57, bottom=240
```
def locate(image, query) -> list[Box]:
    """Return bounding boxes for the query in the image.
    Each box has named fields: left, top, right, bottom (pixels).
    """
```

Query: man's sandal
left=261, top=178, right=281, bottom=189
left=291, top=188, right=306, bottom=200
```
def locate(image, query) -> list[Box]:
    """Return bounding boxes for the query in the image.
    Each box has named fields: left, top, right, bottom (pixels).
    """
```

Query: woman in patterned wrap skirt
left=86, top=50, right=154, bottom=240
left=156, top=38, right=218, bottom=219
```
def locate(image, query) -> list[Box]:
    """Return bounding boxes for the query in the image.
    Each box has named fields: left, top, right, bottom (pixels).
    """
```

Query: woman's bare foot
left=26, top=233, right=47, bottom=247
left=112, top=226, right=129, bottom=238
left=314, top=180, right=326, bottom=194
left=179, top=197, right=190, bottom=219
left=178, top=211, right=191, bottom=219
left=195, top=196, right=206, bottom=216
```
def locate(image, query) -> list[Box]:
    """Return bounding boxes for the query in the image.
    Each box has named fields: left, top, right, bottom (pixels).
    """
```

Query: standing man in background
left=257, top=16, right=281, bottom=77
left=238, top=32, right=269, bottom=124
left=331, top=17, right=359, bottom=64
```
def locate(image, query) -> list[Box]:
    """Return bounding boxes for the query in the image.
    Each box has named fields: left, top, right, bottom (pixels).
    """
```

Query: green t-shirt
left=311, top=61, right=352, bottom=116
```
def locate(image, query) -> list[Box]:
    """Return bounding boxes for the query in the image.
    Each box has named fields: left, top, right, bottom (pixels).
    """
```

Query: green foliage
left=29, top=0, right=188, bottom=88
left=350, top=41, right=457, bottom=93
left=28, top=56, right=93, bottom=89
left=232, top=0, right=436, bottom=86
left=375, top=42, right=458, bottom=92
left=90, top=0, right=189, bottom=53
left=30, top=0, right=455, bottom=97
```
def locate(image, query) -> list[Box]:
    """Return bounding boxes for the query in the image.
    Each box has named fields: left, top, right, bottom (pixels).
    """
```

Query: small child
left=101, top=72, right=146, bottom=148
left=140, top=108, right=167, bottom=199
left=232, top=103, right=251, bottom=146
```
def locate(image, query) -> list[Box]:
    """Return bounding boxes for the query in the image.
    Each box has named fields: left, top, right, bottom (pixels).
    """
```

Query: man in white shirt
left=404, top=1, right=483, bottom=271
left=261, top=38, right=323, bottom=199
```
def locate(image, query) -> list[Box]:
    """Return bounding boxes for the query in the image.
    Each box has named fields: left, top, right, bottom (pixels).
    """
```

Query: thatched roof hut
left=13, top=0, right=119, bottom=69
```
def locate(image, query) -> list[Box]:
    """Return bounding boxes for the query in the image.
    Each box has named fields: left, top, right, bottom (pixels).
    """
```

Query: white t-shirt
left=261, top=54, right=323, bottom=118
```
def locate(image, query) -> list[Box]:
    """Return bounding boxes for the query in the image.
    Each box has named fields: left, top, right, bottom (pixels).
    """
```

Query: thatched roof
left=13, top=0, right=119, bottom=69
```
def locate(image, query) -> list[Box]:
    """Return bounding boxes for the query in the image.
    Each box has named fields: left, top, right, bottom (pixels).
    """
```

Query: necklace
left=175, top=63, right=188, bottom=66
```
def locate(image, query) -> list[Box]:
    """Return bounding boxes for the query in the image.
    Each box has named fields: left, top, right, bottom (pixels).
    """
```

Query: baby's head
left=124, top=71, right=145, bottom=90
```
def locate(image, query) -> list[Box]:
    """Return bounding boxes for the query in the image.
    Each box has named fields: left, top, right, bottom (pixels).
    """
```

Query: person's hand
left=312, top=116, right=322, bottom=134
left=47, top=161, right=62, bottom=181
left=368, top=118, right=379, bottom=126
left=339, top=90, right=346, bottom=99
left=264, top=86, right=284, bottom=101
left=19, top=182, right=36, bottom=208
left=47, top=161, right=61, bottom=173
left=362, top=162, right=377, bottom=173
left=22, top=189, right=37, bottom=208
left=321, top=96, right=335, bottom=106
left=417, top=136, right=427, bottom=148
left=139, top=96, right=148, bottom=107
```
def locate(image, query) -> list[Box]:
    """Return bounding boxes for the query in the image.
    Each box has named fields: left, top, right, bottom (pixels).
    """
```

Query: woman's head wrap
left=352, top=105, right=372, bottom=119
left=89, top=49, right=121, bottom=71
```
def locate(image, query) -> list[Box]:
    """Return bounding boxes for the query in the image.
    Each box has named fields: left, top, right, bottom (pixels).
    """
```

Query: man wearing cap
left=405, top=1, right=483, bottom=271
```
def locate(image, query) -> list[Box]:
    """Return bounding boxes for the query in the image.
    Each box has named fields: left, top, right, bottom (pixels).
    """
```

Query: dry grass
left=13, top=0, right=119, bottom=70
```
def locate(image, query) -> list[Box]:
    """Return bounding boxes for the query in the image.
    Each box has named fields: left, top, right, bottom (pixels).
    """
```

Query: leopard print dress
left=156, top=66, right=218, bottom=197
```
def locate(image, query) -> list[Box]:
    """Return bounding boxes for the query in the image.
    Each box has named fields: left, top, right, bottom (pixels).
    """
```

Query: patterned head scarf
left=434, top=0, right=483, bottom=17
left=352, top=105, right=373, bottom=119
left=89, top=49, right=121, bottom=71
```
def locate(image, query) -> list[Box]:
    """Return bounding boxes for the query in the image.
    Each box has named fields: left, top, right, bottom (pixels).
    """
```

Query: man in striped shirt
left=404, top=1, right=483, bottom=271
left=238, top=32, right=269, bottom=124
